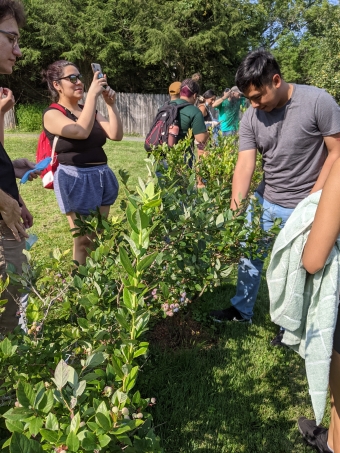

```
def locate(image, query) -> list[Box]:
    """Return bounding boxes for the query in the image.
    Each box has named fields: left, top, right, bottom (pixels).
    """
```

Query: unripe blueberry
left=36, top=325, right=41, bottom=332
left=112, top=406, right=119, bottom=414
left=124, top=414, right=130, bottom=419
left=121, top=407, right=129, bottom=415
left=151, top=398, right=156, bottom=404
left=103, top=386, right=113, bottom=397
left=136, top=413, right=143, bottom=419
left=27, top=329, right=32, bottom=335
left=79, top=421, right=85, bottom=427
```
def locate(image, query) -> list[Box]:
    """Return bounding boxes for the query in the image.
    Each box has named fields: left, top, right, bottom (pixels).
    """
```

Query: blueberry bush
left=0, top=134, right=269, bottom=452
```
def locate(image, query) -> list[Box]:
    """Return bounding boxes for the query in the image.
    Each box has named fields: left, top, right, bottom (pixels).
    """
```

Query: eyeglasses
left=0, top=29, right=20, bottom=48
left=58, top=74, right=84, bottom=84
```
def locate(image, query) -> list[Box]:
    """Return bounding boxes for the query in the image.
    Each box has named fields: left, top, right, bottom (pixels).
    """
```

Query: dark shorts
left=54, top=164, right=119, bottom=215
left=334, top=308, right=340, bottom=354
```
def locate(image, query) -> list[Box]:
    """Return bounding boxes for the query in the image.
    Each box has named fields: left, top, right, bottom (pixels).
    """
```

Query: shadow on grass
left=139, top=280, right=316, bottom=453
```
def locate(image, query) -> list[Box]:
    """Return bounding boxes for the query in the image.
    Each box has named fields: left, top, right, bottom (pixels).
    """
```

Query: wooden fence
left=4, top=92, right=220, bottom=134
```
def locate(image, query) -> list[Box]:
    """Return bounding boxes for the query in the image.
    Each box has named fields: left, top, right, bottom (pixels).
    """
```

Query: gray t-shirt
left=239, top=84, right=340, bottom=208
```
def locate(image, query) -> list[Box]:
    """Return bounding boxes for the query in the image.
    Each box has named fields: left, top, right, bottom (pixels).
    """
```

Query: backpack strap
left=48, top=103, right=67, bottom=115
left=47, top=104, right=66, bottom=163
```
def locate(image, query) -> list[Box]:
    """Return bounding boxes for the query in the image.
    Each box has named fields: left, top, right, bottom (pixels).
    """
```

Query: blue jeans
left=222, top=131, right=236, bottom=136
left=231, top=192, right=294, bottom=320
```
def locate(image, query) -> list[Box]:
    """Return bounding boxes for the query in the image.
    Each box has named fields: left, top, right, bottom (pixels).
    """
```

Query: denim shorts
left=54, top=164, right=119, bottom=215
left=334, top=307, right=340, bottom=354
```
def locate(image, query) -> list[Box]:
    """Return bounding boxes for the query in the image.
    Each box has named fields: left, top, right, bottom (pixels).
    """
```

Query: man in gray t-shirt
left=211, top=50, right=340, bottom=336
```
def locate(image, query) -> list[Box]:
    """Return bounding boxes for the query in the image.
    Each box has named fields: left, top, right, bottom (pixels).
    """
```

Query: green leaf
left=135, top=209, right=149, bottom=231
left=115, top=312, right=130, bottom=330
left=5, top=420, right=24, bottom=434
left=28, top=417, right=43, bottom=436
left=84, top=352, right=105, bottom=369
left=75, top=380, right=86, bottom=397
left=73, top=275, right=83, bottom=289
left=53, top=360, right=69, bottom=389
left=220, top=265, right=234, bottom=278
left=98, top=433, right=111, bottom=448
left=216, top=213, right=224, bottom=228
left=17, top=381, right=35, bottom=408
left=133, top=347, right=148, bottom=358
left=136, top=252, right=158, bottom=272
left=45, top=413, right=59, bottom=431
left=38, top=389, right=54, bottom=414
left=78, top=318, right=89, bottom=330
left=122, top=287, right=133, bottom=310
left=70, top=412, right=80, bottom=433
left=10, top=432, right=44, bottom=453
left=39, top=429, right=59, bottom=443
left=1, top=337, right=17, bottom=357
left=66, top=430, right=80, bottom=452
left=95, top=413, right=112, bottom=432
left=81, top=431, right=98, bottom=450
left=119, top=247, right=135, bottom=277
left=3, top=408, right=34, bottom=421
left=68, top=367, right=79, bottom=387
left=125, top=366, right=139, bottom=392
left=111, top=356, right=124, bottom=380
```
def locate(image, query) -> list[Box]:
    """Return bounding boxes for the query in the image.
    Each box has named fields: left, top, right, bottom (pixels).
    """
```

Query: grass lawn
left=5, top=134, right=323, bottom=453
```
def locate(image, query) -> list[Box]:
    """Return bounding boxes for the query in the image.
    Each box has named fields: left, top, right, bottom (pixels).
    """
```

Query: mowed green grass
left=5, top=134, right=322, bottom=452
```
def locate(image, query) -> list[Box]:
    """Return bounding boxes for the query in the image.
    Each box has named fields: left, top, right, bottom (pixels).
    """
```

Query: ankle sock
left=327, top=441, right=334, bottom=453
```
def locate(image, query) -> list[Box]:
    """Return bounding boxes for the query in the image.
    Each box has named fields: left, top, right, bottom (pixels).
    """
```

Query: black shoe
left=298, top=417, right=332, bottom=452
left=270, top=329, right=286, bottom=347
left=210, top=306, right=252, bottom=324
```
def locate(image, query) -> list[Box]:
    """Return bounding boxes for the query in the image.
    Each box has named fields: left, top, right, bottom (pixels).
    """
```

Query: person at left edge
left=0, top=0, right=41, bottom=336
left=42, top=60, right=123, bottom=266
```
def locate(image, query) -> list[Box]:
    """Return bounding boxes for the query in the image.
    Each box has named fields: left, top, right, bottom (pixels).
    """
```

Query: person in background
left=297, top=158, right=340, bottom=453
left=210, top=50, right=340, bottom=347
left=42, top=60, right=123, bottom=265
left=168, top=81, right=181, bottom=101
left=0, top=0, right=41, bottom=335
left=197, top=90, right=220, bottom=142
left=197, top=90, right=216, bottom=122
left=170, top=78, right=208, bottom=167
left=212, top=86, right=244, bottom=136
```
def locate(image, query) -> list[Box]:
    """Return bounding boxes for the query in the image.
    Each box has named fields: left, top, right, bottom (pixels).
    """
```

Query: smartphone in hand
left=91, top=63, right=107, bottom=88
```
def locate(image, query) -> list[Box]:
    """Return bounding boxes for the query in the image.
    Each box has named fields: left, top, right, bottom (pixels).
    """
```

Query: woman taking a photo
left=42, top=60, right=123, bottom=265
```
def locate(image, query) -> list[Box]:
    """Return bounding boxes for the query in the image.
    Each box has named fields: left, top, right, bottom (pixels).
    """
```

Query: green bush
left=0, top=135, right=272, bottom=452
left=15, top=103, right=48, bottom=132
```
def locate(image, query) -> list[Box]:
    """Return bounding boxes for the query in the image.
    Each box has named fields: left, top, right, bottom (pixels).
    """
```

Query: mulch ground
left=147, top=312, right=217, bottom=350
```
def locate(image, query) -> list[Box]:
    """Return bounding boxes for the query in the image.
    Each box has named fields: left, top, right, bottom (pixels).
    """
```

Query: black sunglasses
left=59, top=74, right=84, bottom=84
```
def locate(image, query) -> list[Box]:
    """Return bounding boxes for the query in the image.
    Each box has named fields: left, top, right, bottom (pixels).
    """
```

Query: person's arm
left=310, top=133, right=340, bottom=193
left=0, top=190, right=27, bottom=241
left=303, top=158, right=340, bottom=274
left=19, top=196, right=33, bottom=229
left=12, top=158, right=40, bottom=180
left=0, top=88, right=15, bottom=146
left=95, top=88, right=123, bottom=141
left=43, top=72, right=106, bottom=140
left=198, top=104, right=207, bottom=118
left=230, top=149, right=257, bottom=210
left=195, top=131, right=209, bottom=152
left=212, top=92, right=230, bottom=108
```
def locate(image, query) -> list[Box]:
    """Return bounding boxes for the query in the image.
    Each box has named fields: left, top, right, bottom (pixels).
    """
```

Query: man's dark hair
left=235, top=49, right=282, bottom=93
left=0, top=0, right=25, bottom=27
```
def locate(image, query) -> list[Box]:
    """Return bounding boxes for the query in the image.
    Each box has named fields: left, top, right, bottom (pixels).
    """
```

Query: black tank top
left=43, top=105, right=108, bottom=167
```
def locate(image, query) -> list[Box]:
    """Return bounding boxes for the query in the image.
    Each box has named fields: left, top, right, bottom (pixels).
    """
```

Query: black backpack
left=144, top=101, right=191, bottom=152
